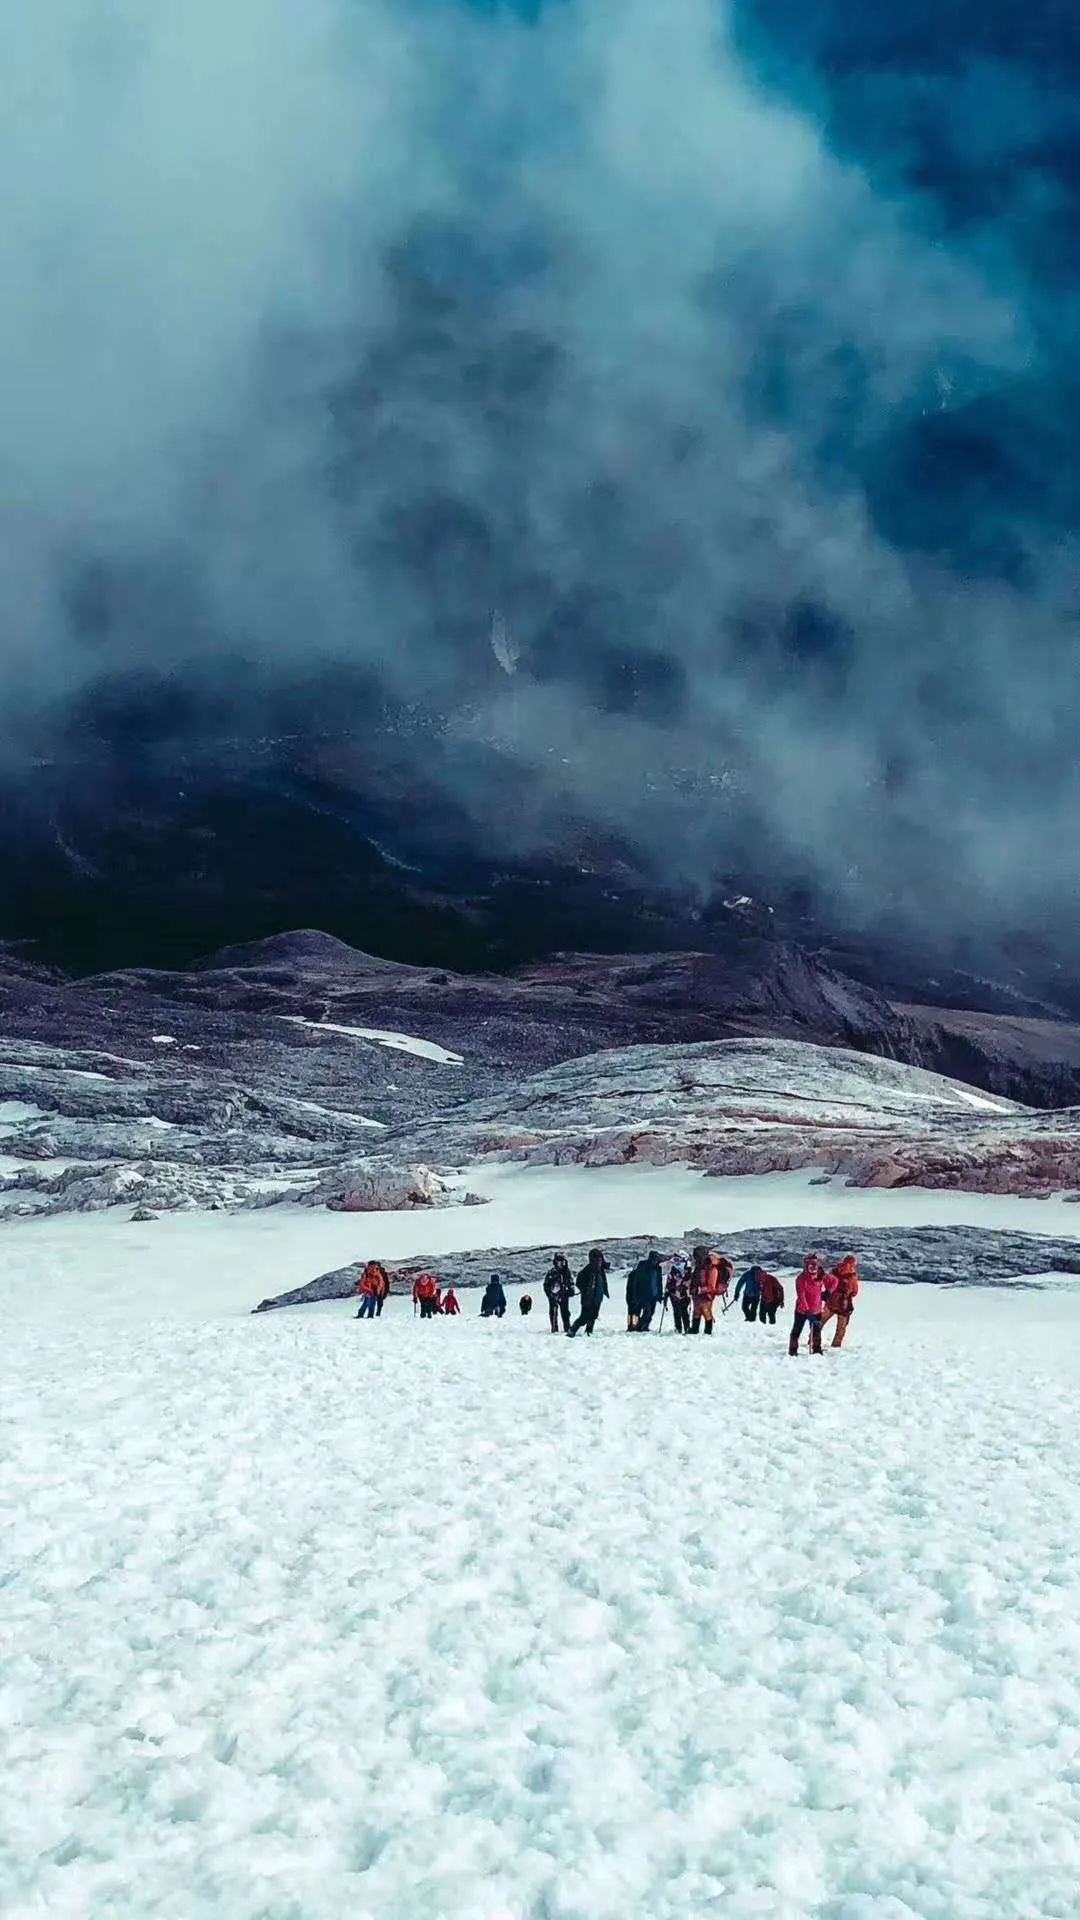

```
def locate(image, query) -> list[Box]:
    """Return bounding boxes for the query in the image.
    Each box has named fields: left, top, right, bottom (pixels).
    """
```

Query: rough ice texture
left=5, top=1268, right=1080, bottom=1918
left=394, top=1036, right=1080, bottom=1196
left=0, top=1038, right=407, bottom=1217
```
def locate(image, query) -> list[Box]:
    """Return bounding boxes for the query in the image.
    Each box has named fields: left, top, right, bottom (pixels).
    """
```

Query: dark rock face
left=252, top=1224, right=1080, bottom=1312
left=7, top=919, right=1080, bottom=1113
left=0, top=932, right=911, bottom=1080
left=900, top=1005, right=1080, bottom=1110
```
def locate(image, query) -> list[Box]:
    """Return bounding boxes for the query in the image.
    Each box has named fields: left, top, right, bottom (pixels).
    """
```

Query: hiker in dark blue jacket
left=734, top=1266, right=765, bottom=1322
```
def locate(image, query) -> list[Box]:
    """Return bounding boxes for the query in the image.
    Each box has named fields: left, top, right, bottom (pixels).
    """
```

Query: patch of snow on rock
left=281, top=1016, right=463, bottom=1065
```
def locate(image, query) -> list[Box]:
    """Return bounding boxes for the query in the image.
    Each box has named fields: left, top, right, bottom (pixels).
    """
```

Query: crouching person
left=481, top=1273, right=507, bottom=1319
left=789, top=1255, right=825, bottom=1355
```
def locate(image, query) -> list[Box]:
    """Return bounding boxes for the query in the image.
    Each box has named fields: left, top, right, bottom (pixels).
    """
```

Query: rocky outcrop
left=0, top=1033, right=478, bottom=1216
left=383, top=1036, right=1080, bottom=1198
left=251, top=1223, right=1080, bottom=1311
left=0, top=1038, right=386, bottom=1216
left=294, top=1157, right=478, bottom=1212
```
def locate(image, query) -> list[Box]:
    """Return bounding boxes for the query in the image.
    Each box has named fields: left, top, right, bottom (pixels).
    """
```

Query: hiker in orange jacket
left=822, top=1255, right=860, bottom=1348
left=355, top=1261, right=389, bottom=1320
left=690, top=1248, right=731, bottom=1336
left=413, top=1273, right=440, bottom=1319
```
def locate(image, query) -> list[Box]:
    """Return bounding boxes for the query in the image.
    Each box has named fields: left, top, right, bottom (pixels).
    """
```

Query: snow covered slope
left=3, top=1252, right=1080, bottom=1918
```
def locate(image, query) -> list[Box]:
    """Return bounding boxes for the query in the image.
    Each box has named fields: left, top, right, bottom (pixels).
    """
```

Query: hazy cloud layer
left=2, top=0, right=1075, bottom=932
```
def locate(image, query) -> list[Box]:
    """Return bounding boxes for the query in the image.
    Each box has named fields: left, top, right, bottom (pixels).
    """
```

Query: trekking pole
left=657, top=1295, right=668, bottom=1333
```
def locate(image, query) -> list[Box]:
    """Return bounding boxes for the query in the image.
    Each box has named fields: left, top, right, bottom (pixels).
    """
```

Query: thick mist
left=2, top=0, right=1078, bottom=938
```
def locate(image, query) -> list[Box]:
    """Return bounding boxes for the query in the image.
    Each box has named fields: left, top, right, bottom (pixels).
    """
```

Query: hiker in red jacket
left=789, top=1255, right=825, bottom=1355
left=441, top=1287, right=461, bottom=1316
left=413, top=1273, right=440, bottom=1320
left=822, top=1255, right=860, bottom=1348
left=757, top=1270, right=784, bottom=1325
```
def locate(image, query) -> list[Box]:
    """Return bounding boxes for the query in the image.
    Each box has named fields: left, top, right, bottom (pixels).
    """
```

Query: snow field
left=4, top=1284, right=1080, bottom=1918
left=7, top=1162, right=1080, bottom=1330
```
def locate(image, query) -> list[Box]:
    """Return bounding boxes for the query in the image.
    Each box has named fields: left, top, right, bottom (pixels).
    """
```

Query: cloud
left=0, top=0, right=1071, bottom=937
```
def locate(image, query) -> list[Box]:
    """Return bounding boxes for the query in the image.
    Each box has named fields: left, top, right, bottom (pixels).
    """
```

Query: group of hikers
left=354, top=1246, right=862, bottom=1351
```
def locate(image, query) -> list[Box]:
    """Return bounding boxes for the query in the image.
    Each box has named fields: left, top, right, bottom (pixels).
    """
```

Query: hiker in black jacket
left=625, top=1250, right=664, bottom=1331
left=666, top=1257, right=693, bottom=1334
left=480, top=1273, right=507, bottom=1319
left=543, top=1254, right=574, bottom=1333
left=568, top=1249, right=609, bottom=1337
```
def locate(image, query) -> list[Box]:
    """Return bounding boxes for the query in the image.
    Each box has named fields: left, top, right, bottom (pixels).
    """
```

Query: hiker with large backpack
left=625, top=1250, right=664, bottom=1331
left=690, top=1247, right=730, bottom=1335
left=666, top=1255, right=693, bottom=1334
left=543, top=1254, right=574, bottom=1334
left=568, top=1249, right=609, bottom=1337
left=756, top=1270, right=785, bottom=1325
left=822, top=1255, right=861, bottom=1348
left=413, top=1273, right=440, bottom=1320
left=789, top=1255, right=825, bottom=1355
left=480, top=1273, right=507, bottom=1318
